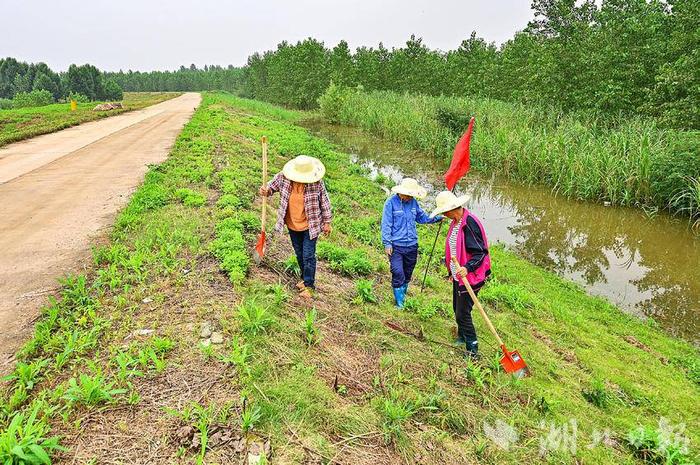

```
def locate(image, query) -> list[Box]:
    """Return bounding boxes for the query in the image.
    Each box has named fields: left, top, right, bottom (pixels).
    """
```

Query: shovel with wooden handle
left=451, top=257, right=530, bottom=378
left=254, top=136, right=268, bottom=262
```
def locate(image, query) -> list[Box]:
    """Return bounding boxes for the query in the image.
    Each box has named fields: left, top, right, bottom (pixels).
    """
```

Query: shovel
left=254, top=136, right=268, bottom=262
left=451, top=257, right=530, bottom=378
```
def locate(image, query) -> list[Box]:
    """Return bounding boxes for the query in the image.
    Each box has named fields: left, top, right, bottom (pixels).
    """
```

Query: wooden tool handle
left=261, top=137, right=268, bottom=230
left=451, top=257, right=503, bottom=346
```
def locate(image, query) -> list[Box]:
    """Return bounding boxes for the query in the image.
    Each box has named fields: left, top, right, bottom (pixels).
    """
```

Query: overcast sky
left=1, top=0, right=534, bottom=72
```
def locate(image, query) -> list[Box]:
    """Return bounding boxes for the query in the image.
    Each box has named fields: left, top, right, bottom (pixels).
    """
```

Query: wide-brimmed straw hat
left=391, top=178, right=428, bottom=200
left=282, top=155, right=326, bottom=184
left=430, top=190, right=469, bottom=218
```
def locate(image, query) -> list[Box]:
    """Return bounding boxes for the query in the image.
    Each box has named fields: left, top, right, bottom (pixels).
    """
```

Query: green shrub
left=175, top=188, right=206, bottom=207
left=219, top=337, right=251, bottom=375
left=480, top=282, right=536, bottom=317
left=69, top=92, right=90, bottom=103
left=12, top=90, right=53, bottom=108
left=465, top=361, right=492, bottom=389
left=337, top=217, right=380, bottom=246
left=229, top=211, right=261, bottom=234
left=241, top=404, right=262, bottom=433
left=0, top=98, right=12, bottom=110
left=14, top=275, right=101, bottom=373
left=672, top=355, right=700, bottom=386
left=266, top=283, right=289, bottom=306
left=318, top=82, right=351, bottom=123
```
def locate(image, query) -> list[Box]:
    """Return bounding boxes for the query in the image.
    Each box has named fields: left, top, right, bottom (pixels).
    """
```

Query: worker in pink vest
left=431, top=191, right=491, bottom=359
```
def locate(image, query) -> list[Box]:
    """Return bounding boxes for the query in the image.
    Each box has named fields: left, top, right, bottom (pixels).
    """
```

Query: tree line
left=105, top=65, right=245, bottom=94
left=13, top=0, right=694, bottom=129
left=241, top=0, right=698, bottom=129
left=0, top=58, right=123, bottom=105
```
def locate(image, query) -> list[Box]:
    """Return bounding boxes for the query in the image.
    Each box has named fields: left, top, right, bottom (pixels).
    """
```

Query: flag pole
left=420, top=185, right=454, bottom=292
left=420, top=221, right=443, bottom=292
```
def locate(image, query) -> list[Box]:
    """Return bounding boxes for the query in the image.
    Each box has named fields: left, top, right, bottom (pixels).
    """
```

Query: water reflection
left=304, top=121, right=700, bottom=343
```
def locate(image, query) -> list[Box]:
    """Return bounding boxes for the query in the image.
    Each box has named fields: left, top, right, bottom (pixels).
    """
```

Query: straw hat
left=430, top=191, right=469, bottom=218
left=391, top=178, right=428, bottom=200
left=282, top=155, right=326, bottom=183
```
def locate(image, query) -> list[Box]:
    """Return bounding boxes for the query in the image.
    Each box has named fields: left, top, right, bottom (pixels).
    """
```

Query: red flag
left=444, top=117, right=475, bottom=190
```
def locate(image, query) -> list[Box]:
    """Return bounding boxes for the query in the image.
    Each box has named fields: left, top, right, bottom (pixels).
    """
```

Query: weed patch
left=175, top=188, right=206, bottom=207
left=354, top=279, right=378, bottom=304
left=0, top=405, right=64, bottom=465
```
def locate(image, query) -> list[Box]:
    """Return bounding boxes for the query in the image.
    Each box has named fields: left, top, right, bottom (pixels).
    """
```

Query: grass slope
left=0, top=92, right=697, bottom=465
left=0, top=92, right=181, bottom=147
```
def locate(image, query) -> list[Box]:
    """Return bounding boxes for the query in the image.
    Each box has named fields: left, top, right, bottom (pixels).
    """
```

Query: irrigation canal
left=302, top=120, right=700, bottom=344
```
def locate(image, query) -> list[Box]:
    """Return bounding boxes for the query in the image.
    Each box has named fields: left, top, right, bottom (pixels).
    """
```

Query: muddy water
left=303, top=121, right=700, bottom=344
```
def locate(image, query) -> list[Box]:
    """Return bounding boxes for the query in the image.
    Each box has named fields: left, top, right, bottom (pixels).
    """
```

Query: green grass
left=318, top=86, right=700, bottom=222
left=0, top=92, right=697, bottom=464
left=0, top=92, right=181, bottom=147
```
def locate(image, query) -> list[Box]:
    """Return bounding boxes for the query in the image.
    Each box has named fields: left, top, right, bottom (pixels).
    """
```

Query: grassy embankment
left=1, top=92, right=698, bottom=464
left=0, top=92, right=181, bottom=148
left=319, top=86, right=700, bottom=226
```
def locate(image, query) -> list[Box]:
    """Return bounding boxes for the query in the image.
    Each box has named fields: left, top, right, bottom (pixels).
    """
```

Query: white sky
left=0, top=0, right=534, bottom=71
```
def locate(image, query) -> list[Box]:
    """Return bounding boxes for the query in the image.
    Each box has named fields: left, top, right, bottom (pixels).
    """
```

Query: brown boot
left=296, top=281, right=306, bottom=291
left=299, top=287, right=313, bottom=300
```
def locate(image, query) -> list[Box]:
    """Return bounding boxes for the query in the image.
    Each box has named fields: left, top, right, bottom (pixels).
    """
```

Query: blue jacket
left=381, top=194, right=441, bottom=248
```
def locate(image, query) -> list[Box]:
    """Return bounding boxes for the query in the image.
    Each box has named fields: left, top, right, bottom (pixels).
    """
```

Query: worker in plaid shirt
left=259, top=155, right=332, bottom=299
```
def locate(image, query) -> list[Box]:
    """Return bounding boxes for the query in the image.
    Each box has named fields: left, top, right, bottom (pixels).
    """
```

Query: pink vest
left=445, top=210, right=491, bottom=286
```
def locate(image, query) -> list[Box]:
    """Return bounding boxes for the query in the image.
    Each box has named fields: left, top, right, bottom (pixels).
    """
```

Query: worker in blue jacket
left=381, top=178, right=443, bottom=308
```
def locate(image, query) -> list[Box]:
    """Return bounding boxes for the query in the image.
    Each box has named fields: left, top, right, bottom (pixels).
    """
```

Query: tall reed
left=319, top=86, right=699, bottom=220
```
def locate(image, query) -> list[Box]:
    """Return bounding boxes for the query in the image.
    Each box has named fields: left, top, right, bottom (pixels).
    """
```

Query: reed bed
left=319, top=87, right=700, bottom=222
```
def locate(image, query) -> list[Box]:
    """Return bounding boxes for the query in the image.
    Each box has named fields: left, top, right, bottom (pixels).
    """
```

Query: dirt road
left=0, top=92, right=201, bottom=369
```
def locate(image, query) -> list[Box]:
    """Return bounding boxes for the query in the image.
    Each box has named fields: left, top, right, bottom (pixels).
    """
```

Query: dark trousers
left=389, top=244, right=418, bottom=288
left=453, top=280, right=479, bottom=343
left=289, top=229, right=317, bottom=288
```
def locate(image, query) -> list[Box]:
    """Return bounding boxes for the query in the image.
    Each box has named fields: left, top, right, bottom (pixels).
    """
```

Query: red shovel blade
left=499, top=344, right=530, bottom=378
left=254, top=230, right=266, bottom=259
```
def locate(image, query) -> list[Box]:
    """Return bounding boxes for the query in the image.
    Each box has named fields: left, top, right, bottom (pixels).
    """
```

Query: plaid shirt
left=267, top=173, right=332, bottom=240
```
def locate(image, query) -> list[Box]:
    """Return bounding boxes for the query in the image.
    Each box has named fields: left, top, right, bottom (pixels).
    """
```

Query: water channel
left=303, top=120, right=700, bottom=344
